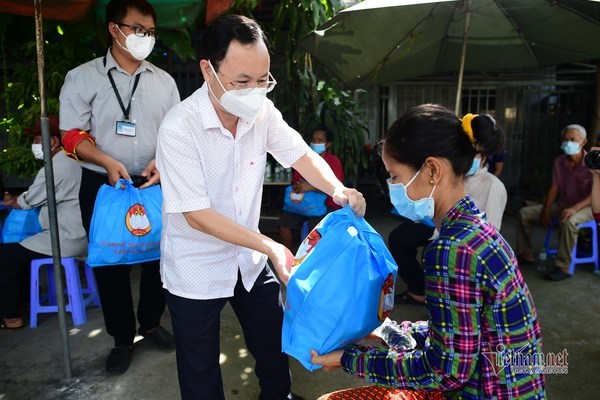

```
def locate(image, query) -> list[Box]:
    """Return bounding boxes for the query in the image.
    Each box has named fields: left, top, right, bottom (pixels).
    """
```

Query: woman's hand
left=310, top=349, right=344, bottom=371
left=2, top=191, right=17, bottom=208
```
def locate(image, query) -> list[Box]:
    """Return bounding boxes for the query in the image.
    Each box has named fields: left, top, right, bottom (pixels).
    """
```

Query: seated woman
left=0, top=116, right=88, bottom=329
left=311, top=104, right=545, bottom=399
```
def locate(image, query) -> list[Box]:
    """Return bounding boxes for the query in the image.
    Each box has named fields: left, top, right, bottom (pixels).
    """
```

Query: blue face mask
left=466, top=157, right=481, bottom=177
left=310, top=142, right=327, bottom=154
left=560, top=141, right=580, bottom=156
left=387, top=167, right=436, bottom=227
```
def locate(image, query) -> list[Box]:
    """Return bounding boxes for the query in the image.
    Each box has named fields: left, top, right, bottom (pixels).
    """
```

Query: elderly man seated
left=517, top=124, right=593, bottom=281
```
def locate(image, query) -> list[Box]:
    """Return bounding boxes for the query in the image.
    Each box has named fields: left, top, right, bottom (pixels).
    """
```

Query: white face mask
left=116, top=26, right=155, bottom=61
left=561, top=140, right=580, bottom=156
left=387, top=166, right=436, bottom=227
left=208, top=62, right=267, bottom=120
left=31, top=144, right=44, bottom=160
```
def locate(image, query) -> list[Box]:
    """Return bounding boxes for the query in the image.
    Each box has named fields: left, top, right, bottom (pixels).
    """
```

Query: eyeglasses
left=116, top=23, right=159, bottom=39
left=218, top=70, right=277, bottom=93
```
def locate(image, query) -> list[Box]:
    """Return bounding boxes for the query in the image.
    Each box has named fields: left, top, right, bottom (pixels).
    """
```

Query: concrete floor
left=1, top=184, right=600, bottom=399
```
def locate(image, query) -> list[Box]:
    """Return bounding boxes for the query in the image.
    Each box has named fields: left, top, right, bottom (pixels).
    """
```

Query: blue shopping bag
left=87, top=179, right=162, bottom=267
left=1, top=208, right=43, bottom=243
left=282, top=185, right=327, bottom=217
left=282, top=206, right=398, bottom=371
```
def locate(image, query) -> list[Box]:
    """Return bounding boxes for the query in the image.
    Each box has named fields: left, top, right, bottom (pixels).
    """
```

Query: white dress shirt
left=156, top=83, right=310, bottom=299
left=465, top=165, right=507, bottom=230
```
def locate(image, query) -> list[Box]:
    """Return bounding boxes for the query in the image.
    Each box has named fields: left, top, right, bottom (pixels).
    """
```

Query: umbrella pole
left=33, top=0, right=73, bottom=380
left=455, top=0, right=472, bottom=115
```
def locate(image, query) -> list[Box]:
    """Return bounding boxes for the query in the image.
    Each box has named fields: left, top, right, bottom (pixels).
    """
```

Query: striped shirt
left=341, top=196, right=546, bottom=399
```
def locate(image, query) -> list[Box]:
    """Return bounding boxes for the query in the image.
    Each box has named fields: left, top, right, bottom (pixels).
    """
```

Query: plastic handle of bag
left=340, top=205, right=377, bottom=237
left=339, top=205, right=388, bottom=265
left=113, top=179, right=134, bottom=191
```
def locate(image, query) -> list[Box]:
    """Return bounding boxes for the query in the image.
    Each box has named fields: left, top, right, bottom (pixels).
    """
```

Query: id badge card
left=116, top=121, right=136, bottom=137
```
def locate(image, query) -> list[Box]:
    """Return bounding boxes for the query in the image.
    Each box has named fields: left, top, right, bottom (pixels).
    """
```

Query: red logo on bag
left=125, top=203, right=152, bottom=236
left=378, top=273, right=395, bottom=321
left=292, top=228, right=322, bottom=267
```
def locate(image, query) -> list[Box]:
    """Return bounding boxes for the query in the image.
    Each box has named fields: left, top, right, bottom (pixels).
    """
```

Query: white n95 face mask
left=208, top=62, right=267, bottom=120
left=116, top=26, right=155, bottom=61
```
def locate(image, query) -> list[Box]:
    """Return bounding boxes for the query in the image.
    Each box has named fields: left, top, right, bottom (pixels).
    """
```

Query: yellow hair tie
left=461, top=113, right=478, bottom=143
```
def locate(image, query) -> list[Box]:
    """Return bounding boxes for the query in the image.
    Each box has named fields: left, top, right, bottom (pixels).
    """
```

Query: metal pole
left=33, top=0, right=72, bottom=380
left=455, top=0, right=472, bottom=115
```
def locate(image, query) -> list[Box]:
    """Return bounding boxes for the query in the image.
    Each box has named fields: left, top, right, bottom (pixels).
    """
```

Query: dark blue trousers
left=166, top=267, right=291, bottom=400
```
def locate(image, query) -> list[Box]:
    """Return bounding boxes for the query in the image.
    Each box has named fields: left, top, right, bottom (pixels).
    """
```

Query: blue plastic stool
left=567, top=220, right=599, bottom=275
left=544, top=219, right=599, bottom=275
left=543, top=219, right=559, bottom=258
left=30, top=257, right=100, bottom=327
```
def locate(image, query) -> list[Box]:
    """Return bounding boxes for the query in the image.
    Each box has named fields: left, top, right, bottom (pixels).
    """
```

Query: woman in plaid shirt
left=312, top=104, right=546, bottom=399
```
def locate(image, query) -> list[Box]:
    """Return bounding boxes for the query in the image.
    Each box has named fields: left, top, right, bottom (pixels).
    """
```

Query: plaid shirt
left=341, top=196, right=546, bottom=399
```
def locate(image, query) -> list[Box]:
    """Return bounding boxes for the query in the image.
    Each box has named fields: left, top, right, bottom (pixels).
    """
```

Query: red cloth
left=317, top=386, right=445, bottom=400
left=291, top=151, right=344, bottom=210
left=61, top=129, right=95, bottom=161
left=551, top=153, right=592, bottom=207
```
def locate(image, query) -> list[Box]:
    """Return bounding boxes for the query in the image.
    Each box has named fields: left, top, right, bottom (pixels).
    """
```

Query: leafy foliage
left=267, top=0, right=369, bottom=183
left=0, top=10, right=194, bottom=178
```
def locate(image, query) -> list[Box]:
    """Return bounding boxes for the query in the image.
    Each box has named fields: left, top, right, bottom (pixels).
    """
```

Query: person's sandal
left=1, top=317, right=25, bottom=330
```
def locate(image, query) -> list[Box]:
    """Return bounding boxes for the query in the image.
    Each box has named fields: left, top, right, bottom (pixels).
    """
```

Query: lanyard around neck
left=103, top=56, right=141, bottom=121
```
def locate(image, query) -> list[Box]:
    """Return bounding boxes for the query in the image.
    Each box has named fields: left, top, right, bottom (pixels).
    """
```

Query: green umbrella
left=301, top=0, right=600, bottom=112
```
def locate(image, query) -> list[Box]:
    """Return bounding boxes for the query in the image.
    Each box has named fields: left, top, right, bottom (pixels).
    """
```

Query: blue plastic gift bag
left=87, top=179, right=162, bottom=267
left=282, top=206, right=398, bottom=371
left=282, top=185, right=327, bottom=217
left=1, top=208, right=43, bottom=243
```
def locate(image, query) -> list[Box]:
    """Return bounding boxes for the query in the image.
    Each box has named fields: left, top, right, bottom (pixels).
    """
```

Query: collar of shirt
left=103, top=47, right=154, bottom=76
left=558, top=149, right=588, bottom=171
left=471, top=164, right=489, bottom=178
left=441, top=195, right=482, bottom=230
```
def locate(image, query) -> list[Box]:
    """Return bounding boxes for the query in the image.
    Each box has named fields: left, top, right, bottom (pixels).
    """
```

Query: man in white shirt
left=156, top=14, right=366, bottom=400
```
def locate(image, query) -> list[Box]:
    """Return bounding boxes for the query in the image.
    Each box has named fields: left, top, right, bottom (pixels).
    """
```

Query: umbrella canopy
left=301, top=0, right=600, bottom=89
left=0, top=0, right=94, bottom=21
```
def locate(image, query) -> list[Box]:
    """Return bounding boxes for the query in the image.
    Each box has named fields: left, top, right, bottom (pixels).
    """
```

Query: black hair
left=25, top=115, right=61, bottom=140
left=312, top=124, right=334, bottom=143
left=383, top=104, right=504, bottom=176
left=197, top=15, right=269, bottom=71
left=105, top=0, right=157, bottom=30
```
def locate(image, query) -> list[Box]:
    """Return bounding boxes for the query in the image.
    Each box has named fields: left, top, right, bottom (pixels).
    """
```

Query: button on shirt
left=156, top=83, right=310, bottom=300
left=59, top=48, right=180, bottom=175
